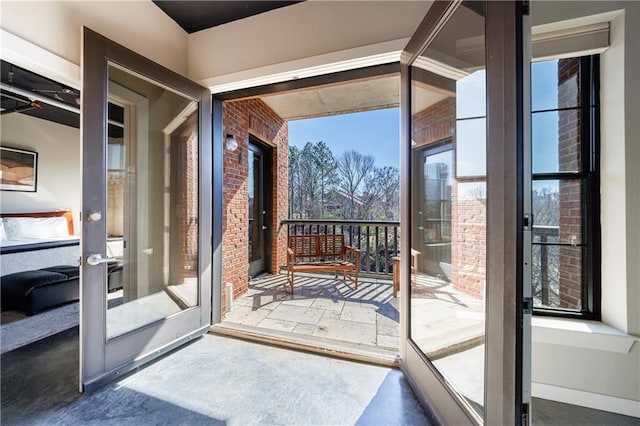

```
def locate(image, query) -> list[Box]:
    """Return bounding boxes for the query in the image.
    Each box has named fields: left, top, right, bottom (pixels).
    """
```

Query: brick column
left=221, top=99, right=288, bottom=314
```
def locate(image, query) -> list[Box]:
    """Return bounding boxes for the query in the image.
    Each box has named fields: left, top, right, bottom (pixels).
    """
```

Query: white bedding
left=0, top=215, right=80, bottom=274
left=0, top=235, right=79, bottom=248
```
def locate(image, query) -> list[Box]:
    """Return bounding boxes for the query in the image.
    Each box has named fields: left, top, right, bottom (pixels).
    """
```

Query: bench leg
left=287, top=268, right=294, bottom=294
left=343, top=270, right=358, bottom=290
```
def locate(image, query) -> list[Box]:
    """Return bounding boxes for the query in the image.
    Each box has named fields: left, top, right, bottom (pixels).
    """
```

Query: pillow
left=3, top=216, right=69, bottom=240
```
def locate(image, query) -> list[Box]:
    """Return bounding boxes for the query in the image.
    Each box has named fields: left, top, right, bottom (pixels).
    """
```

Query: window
left=531, top=55, right=600, bottom=319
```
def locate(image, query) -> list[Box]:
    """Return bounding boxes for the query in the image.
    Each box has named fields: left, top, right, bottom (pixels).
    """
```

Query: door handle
left=87, top=253, right=117, bottom=266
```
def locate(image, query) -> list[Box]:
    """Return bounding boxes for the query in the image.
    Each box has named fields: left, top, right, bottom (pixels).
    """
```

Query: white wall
left=0, top=1, right=188, bottom=78
left=529, top=2, right=640, bottom=416
left=0, top=114, right=80, bottom=232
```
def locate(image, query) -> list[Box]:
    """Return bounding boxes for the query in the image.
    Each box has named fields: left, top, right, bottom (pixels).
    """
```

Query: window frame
left=531, top=55, right=601, bottom=320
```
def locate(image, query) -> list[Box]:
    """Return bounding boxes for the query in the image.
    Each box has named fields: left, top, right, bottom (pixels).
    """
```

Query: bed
left=0, top=210, right=80, bottom=274
left=0, top=210, right=81, bottom=314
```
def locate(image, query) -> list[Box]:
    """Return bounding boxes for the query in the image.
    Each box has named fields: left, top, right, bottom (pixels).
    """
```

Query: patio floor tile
left=340, top=305, right=377, bottom=324
left=281, top=298, right=315, bottom=307
left=223, top=305, right=270, bottom=327
left=376, top=313, right=400, bottom=337
left=310, top=298, right=345, bottom=312
left=257, top=318, right=297, bottom=332
left=313, top=318, right=377, bottom=346
left=292, top=323, right=316, bottom=335
left=267, top=304, right=324, bottom=325
left=376, top=333, right=399, bottom=349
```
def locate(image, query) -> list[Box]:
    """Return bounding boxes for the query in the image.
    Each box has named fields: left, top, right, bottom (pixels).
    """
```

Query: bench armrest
left=345, top=246, right=360, bottom=269
left=287, top=247, right=295, bottom=266
left=345, top=246, right=360, bottom=255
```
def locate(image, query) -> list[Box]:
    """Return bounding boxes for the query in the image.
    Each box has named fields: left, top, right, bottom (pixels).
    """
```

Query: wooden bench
left=286, top=234, right=360, bottom=293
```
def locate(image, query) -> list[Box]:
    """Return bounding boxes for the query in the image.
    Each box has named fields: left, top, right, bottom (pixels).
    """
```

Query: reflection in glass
left=248, top=148, right=263, bottom=263
left=456, top=117, right=486, bottom=177
left=106, top=65, right=199, bottom=339
left=532, top=109, right=581, bottom=173
left=531, top=58, right=581, bottom=112
left=409, top=3, right=486, bottom=418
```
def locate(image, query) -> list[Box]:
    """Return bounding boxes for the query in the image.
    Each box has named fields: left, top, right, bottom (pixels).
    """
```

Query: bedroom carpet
left=0, top=302, right=79, bottom=354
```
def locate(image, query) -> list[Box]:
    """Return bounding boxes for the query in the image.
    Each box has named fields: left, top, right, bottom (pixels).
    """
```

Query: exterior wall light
left=225, top=134, right=238, bottom=152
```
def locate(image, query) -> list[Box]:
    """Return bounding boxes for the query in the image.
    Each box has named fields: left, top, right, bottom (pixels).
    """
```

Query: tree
left=336, top=150, right=375, bottom=219
left=298, top=142, right=321, bottom=218
left=312, top=141, right=338, bottom=217
left=288, top=145, right=302, bottom=218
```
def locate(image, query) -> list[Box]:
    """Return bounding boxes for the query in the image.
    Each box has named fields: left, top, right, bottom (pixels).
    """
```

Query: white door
left=80, top=28, right=212, bottom=390
left=399, top=2, right=531, bottom=424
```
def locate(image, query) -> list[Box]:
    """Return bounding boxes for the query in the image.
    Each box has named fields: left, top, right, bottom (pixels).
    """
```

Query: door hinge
left=522, top=1, right=530, bottom=16
left=522, top=402, right=531, bottom=426
left=523, top=297, right=533, bottom=315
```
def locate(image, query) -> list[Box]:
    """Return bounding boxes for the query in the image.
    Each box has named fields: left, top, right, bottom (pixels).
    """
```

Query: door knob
left=261, top=225, right=268, bottom=230
left=87, top=253, right=117, bottom=266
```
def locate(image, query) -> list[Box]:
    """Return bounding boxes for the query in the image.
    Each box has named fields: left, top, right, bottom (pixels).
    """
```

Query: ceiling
left=1, top=60, right=449, bottom=130
left=260, top=76, right=401, bottom=121
left=0, top=61, right=80, bottom=128
left=1, top=61, right=124, bottom=137
left=153, top=1, right=303, bottom=34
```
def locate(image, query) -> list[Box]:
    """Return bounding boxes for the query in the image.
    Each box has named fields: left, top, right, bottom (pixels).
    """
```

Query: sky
left=288, top=59, right=562, bottom=179
left=288, top=107, right=400, bottom=169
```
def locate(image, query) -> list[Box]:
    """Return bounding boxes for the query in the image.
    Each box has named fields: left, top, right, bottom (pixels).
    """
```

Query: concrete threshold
left=210, top=321, right=400, bottom=368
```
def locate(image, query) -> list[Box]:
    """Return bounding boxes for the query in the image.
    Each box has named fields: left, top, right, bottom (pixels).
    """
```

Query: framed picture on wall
left=0, top=146, right=38, bottom=192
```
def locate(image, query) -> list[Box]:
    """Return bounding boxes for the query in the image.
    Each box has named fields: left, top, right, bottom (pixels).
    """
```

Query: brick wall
left=557, top=58, right=582, bottom=309
left=412, top=97, right=486, bottom=299
left=412, top=98, right=456, bottom=149
left=222, top=98, right=288, bottom=314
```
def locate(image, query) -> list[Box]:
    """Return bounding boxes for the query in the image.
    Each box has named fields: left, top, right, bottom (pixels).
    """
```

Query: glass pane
left=532, top=109, right=581, bottom=173
left=532, top=244, right=582, bottom=311
left=456, top=118, right=486, bottom=177
left=248, top=149, right=263, bottom=262
left=410, top=3, right=486, bottom=417
left=532, top=180, right=583, bottom=245
left=531, top=58, right=581, bottom=112
left=106, top=64, right=199, bottom=339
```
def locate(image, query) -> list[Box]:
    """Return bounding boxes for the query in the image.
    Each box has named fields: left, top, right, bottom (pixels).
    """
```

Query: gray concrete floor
left=1, top=327, right=432, bottom=425
left=1, top=318, right=637, bottom=425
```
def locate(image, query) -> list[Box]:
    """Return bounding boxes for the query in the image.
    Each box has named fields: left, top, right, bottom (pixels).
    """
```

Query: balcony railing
left=532, top=225, right=560, bottom=307
left=282, top=219, right=400, bottom=277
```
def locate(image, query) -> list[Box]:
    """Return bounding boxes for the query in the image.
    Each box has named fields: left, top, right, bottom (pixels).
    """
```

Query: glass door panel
left=105, top=66, right=200, bottom=339
left=401, top=2, right=530, bottom=424
left=409, top=3, right=487, bottom=418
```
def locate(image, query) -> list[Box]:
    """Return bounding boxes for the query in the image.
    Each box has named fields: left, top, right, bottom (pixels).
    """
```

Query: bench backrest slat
left=288, top=234, right=345, bottom=258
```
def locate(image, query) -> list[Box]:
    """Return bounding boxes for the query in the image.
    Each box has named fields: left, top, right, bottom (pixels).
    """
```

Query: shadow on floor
left=1, top=327, right=225, bottom=426
left=356, top=370, right=437, bottom=425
